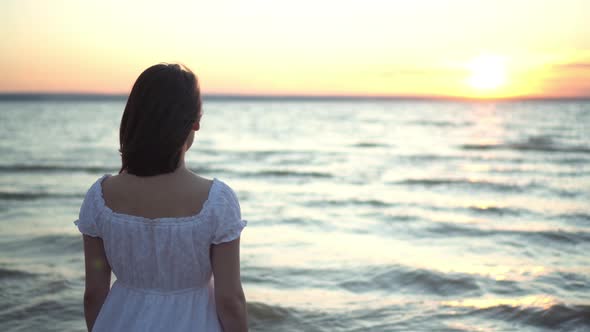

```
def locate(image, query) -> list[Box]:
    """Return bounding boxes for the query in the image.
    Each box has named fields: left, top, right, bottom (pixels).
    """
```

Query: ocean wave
left=409, top=120, right=472, bottom=127
left=351, top=142, right=389, bottom=148
left=427, top=203, right=538, bottom=219
left=246, top=169, right=332, bottom=178
left=0, top=164, right=117, bottom=174
left=394, top=178, right=533, bottom=192
left=201, top=148, right=327, bottom=161
left=305, top=198, right=393, bottom=208
left=242, top=266, right=327, bottom=289
left=557, top=157, right=590, bottom=165
left=535, top=271, right=590, bottom=293
left=386, top=214, right=419, bottom=222
left=247, top=301, right=295, bottom=323
left=339, top=266, right=481, bottom=296
left=1, top=234, right=81, bottom=256
left=204, top=148, right=284, bottom=158
left=203, top=166, right=333, bottom=179
left=467, top=205, right=524, bottom=216
left=470, top=302, right=590, bottom=329
left=426, top=223, right=590, bottom=245
left=486, top=167, right=590, bottom=178
left=555, top=213, right=590, bottom=226
left=461, top=136, right=590, bottom=154
left=0, top=191, right=82, bottom=201
left=0, top=267, right=38, bottom=279
left=392, top=178, right=581, bottom=197
left=247, top=302, right=343, bottom=332
left=0, top=297, right=80, bottom=324
left=187, top=163, right=339, bottom=179
left=289, top=199, right=537, bottom=221
left=33, top=235, right=82, bottom=253
left=0, top=163, right=222, bottom=175
left=395, top=154, right=464, bottom=163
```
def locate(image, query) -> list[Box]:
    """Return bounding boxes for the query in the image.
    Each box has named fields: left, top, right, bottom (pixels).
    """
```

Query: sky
left=0, top=0, right=589, bottom=98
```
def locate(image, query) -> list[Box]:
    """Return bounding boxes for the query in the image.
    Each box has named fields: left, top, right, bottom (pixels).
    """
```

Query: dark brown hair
left=119, top=63, right=201, bottom=176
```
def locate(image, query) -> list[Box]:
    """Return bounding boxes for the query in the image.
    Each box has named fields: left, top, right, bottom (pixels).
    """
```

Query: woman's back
left=101, top=170, right=213, bottom=221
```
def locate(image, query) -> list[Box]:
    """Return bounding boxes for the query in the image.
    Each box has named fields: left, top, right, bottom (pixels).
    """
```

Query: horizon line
left=1, top=92, right=589, bottom=102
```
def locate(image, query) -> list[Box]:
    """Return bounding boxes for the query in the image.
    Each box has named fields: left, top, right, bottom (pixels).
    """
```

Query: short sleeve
left=212, top=183, right=247, bottom=244
left=73, top=179, right=102, bottom=237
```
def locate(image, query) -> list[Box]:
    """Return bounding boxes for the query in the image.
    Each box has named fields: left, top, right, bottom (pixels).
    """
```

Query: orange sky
left=1, top=0, right=589, bottom=98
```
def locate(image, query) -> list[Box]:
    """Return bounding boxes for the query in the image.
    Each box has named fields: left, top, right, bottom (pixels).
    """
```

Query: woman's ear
left=192, top=112, right=202, bottom=131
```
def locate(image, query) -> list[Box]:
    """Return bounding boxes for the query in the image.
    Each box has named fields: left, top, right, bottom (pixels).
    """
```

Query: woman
left=74, top=63, right=248, bottom=331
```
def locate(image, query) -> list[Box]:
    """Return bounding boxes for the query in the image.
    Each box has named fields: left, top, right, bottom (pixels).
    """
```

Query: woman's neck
left=177, top=150, right=187, bottom=170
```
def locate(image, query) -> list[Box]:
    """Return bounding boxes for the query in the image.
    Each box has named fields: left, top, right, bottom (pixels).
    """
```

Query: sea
left=0, top=96, right=589, bottom=331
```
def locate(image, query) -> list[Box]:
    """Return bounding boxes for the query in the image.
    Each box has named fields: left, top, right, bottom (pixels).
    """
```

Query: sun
left=467, top=55, right=507, bottom=91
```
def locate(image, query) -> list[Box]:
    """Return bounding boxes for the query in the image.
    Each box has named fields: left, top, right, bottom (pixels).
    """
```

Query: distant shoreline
left=0, top=93, right=589, bottom=102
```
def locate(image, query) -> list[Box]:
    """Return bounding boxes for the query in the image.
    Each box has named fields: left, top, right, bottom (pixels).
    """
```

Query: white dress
left=74, top=175, right=247, bottom=332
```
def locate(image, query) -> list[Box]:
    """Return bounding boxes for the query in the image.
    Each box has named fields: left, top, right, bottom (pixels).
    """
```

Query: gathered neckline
left=95, top=174, right=219, bottom=223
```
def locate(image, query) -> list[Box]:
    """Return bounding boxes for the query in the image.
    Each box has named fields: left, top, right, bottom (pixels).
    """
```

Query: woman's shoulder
left=208, top=177, right=240, bottom=203
left=184, top=170, right=236, bottom=200
left=185, top=171, right=216, bottom=193
left=83, top=174, right=111, bottom=202
left=99, top=173, right=125, bottom=204
left=207, top=177, right=247, bottom=244
left=74, top=174, right=111, bottom=237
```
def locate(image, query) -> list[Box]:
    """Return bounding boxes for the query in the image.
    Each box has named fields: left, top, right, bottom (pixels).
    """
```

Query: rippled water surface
left=0, top=99, right=589, bottom=331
